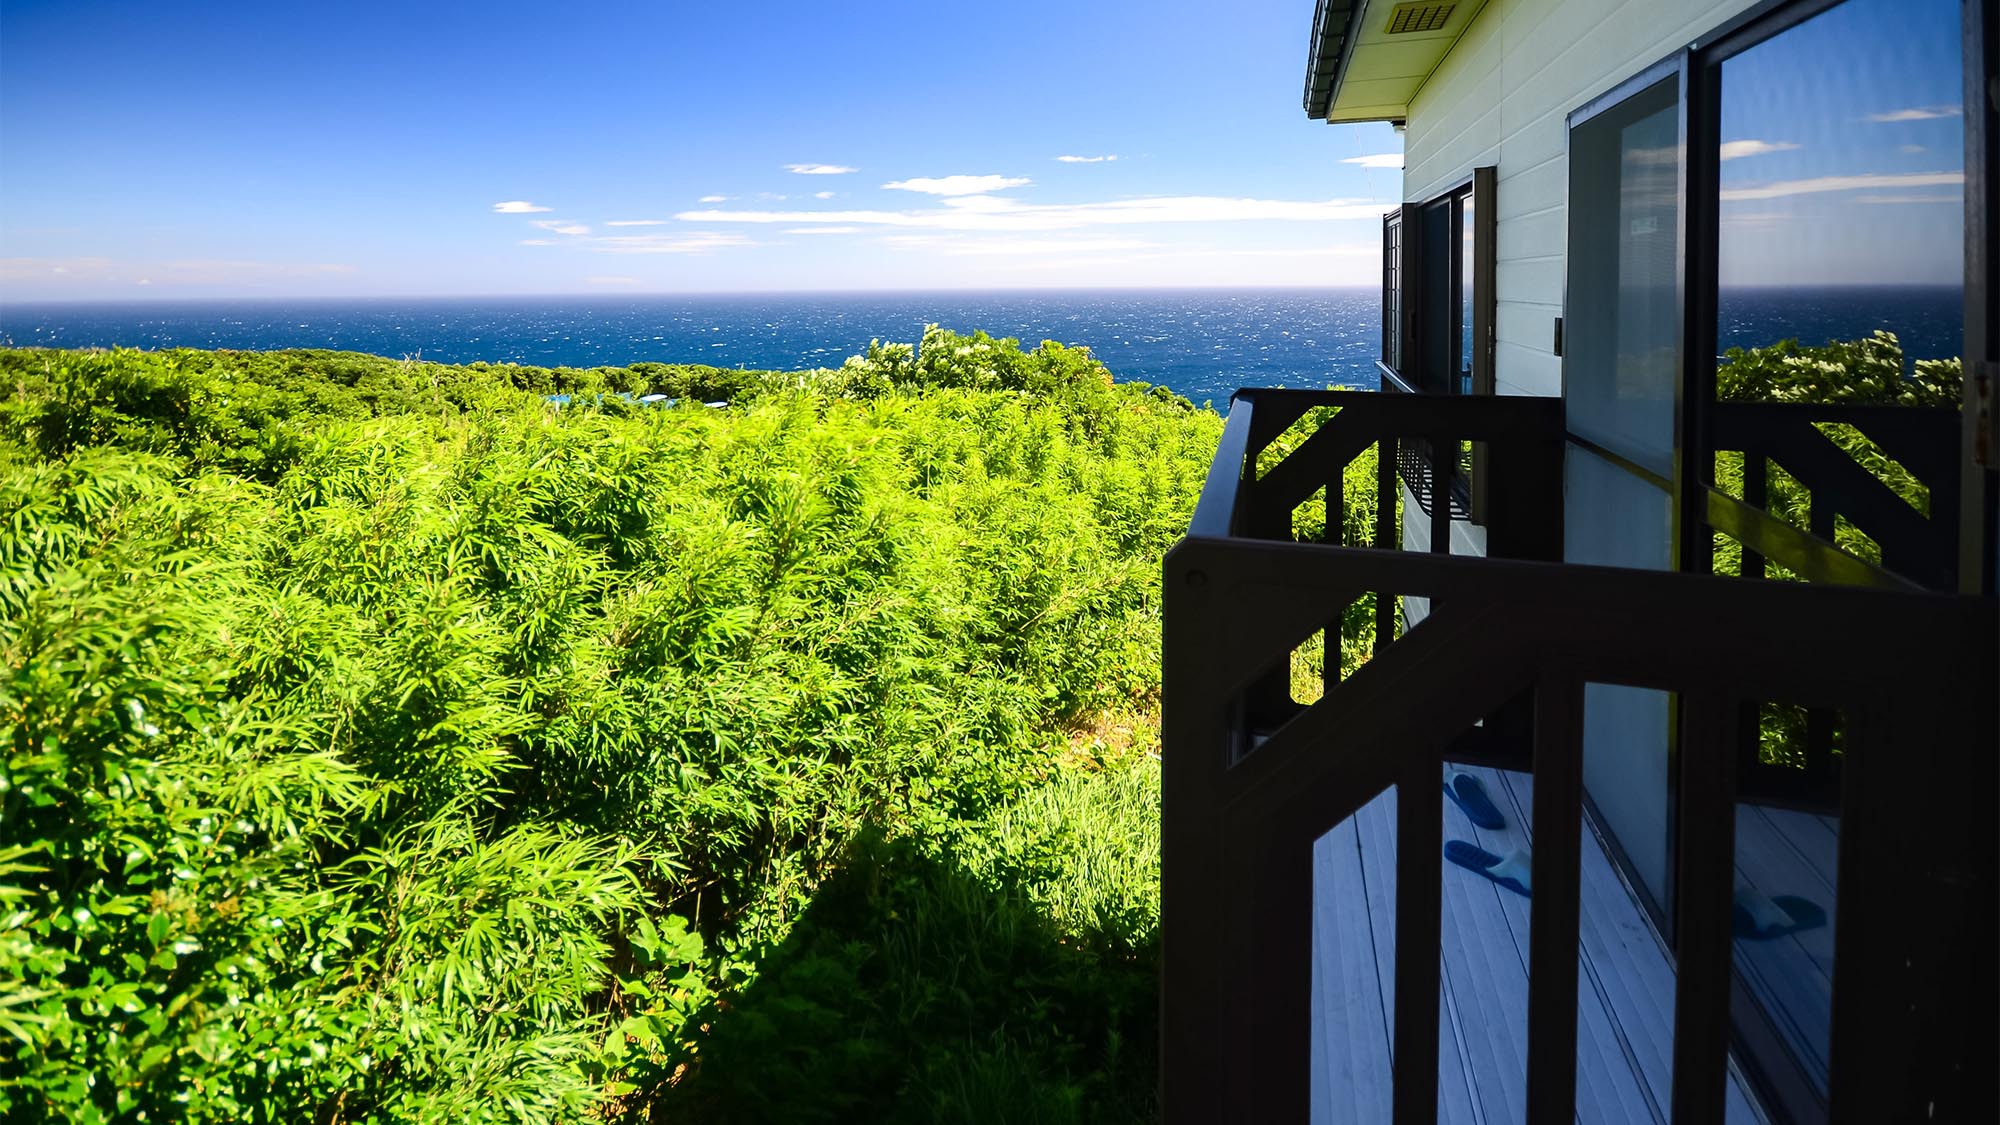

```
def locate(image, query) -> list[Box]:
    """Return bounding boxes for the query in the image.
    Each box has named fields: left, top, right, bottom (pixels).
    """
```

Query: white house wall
left=1399, top=0, right=1763, bottom=400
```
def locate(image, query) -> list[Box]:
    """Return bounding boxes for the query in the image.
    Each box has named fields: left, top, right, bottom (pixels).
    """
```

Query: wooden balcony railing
left=1160, top=389, right=1995, bottom=1123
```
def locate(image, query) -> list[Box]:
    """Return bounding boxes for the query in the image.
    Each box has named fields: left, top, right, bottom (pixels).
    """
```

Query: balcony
left=1159, top=386, right=1994, bottom=1122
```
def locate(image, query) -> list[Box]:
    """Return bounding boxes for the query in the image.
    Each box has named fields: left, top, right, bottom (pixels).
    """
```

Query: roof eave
left=1302, top=0, right=1367, bottom=121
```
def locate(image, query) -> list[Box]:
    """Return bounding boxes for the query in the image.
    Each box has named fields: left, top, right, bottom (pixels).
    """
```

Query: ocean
left=0, top=285, right=1963, bottom=406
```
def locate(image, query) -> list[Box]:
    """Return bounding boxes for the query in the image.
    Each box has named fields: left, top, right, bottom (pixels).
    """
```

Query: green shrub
left=0, top=339, right=1215, bottom=1123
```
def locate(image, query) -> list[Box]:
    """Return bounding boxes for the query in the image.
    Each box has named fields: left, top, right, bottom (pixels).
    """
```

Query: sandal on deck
left=1443, top=771, right=1506, bottom=830
left=1733, top=887, right=1826, bottom=941
left=1445, top=840, right=1532, bottom=898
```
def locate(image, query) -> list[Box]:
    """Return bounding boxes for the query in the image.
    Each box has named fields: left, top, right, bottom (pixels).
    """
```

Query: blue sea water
left=0, top=285, right=1963, bottom=406
left=0, top=289, right=1383, bottom=408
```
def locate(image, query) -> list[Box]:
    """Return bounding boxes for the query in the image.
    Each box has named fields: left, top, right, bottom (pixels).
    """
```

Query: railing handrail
left=1187, top=387, right=1565, bottom=545
left=1169, top=536, right=1982, bottom=713
left=1186, top=391, right=1258, bottom=539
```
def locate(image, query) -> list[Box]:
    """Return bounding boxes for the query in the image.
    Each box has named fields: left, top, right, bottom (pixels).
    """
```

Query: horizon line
left=0, top=280, right=1966, bottom=310
left=0, top=282, right=1386, bottom=308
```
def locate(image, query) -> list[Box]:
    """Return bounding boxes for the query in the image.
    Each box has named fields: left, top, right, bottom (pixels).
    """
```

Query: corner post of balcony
left=1159, top=535, right=1240, bottom=1124
left=1828, top=671, right=1997, bottom=1122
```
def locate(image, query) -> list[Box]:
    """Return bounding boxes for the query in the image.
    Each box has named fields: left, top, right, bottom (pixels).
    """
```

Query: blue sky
left=0, top=0, right=1404, bottom=299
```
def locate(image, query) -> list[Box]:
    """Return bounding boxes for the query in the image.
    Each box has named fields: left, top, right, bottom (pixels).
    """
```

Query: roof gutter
left=1302, top=0, right=1369, bottom=120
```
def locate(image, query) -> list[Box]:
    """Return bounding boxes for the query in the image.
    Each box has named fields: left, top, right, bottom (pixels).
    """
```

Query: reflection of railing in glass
left=1708, top=330, right=1961, bottom=585
left=1705, top=331, right=1961, bottom=804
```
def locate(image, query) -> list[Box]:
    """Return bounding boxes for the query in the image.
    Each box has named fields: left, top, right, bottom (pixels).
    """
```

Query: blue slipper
left=1732, top=889, right=1826, bottom=941
left=1446, top=840, right=1531, bottom=898
left=1443, top=771, right=1505, bottom=830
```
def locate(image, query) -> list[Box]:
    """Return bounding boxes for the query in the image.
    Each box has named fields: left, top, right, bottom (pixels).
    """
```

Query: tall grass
left=0, top=335, right=1213, bottom=1122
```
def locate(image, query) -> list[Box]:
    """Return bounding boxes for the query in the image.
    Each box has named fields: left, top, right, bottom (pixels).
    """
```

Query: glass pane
left=1420, top=199, right=1455, bottom=394
left=1566, top=78, right=1681, bottom=477
left=1716, top=0, right=1964, bottom=404
left=1563, top=445, right=1674, bottom=914
left=1384, top=216, right=1403, bottom=370
left=1460, top=192, right=1475, bottom=394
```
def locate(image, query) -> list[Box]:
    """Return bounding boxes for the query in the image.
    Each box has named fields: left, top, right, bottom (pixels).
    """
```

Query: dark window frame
left=1382, top=168, right=1498, bottom=520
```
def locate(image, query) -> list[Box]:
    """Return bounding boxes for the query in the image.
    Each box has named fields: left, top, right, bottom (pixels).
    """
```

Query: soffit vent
left=1384, top=2, right=1455, bottom=34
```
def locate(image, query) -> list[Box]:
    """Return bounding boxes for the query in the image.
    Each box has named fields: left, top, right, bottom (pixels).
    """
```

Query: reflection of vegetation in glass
left=1711, top=330, right=1959, bottom=576
left=0, top=335, right=1218, bottom=1123
left=1711, top=331, right=1955, bottom=769
left=1756, top=700, right=1843, bottom=770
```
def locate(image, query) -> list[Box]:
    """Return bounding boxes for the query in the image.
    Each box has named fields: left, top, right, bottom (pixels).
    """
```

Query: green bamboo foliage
left=0, top=335, right=1215, bottom=1123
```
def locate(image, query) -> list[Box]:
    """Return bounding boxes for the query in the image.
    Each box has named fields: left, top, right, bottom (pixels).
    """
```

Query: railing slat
left=1392, top=752, right=1441, bottom=1125
left=1429, top=440, right=1454, bottom=559
left=1375, top=437, right=1398, bottom=656
left=1742, top=448, right=1767, bottom=580
left=1328, top=458, right=1345, bottom=548
left=1672, top=691, right=1740, bottom=1124
left=1526, top=676, right=1584, bottom=1124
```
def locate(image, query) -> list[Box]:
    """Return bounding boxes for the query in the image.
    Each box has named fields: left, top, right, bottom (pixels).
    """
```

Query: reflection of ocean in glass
left=1716, top=284, right=1961, bottom=363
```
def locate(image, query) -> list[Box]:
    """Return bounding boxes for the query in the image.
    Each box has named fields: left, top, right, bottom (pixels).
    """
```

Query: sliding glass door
left=1562, top=72, right=1683, bottom=923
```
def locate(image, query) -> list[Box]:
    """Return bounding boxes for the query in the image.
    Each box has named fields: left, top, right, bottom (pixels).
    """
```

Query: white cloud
left=1865, top=105, right=1961, bottom=122
left=697, top=194, right=731, bottom=203
left=590, top=231, right=753, bottom=254
left=1718, top=139, right=1800, bottom=161
left=1854, top=193, right=1963, bottom=205
left=1721, top=211, right=1791, bottom=226
left=813, top=190, right=837, bottom=199
left=529, top=220, right=592, bottom=235
left=883, top=235, right=1156, bottom=256
left=492, top=200, right=552, bottom=213
left=1720, top=171, right=1962, bottom=201
left=1055, top=154, right=1118, bottom=163
left=677, top=192, right=1394, bottom=231
left=585, top=276, right=644, bottom=285
left=605, top=219, right=667, bottom=227
left=1900, top=144, right=1928, bottom=154
left=0, top=257, right=356, bottom=285
left=883, top=174, right=1032, bottom=196
left=519, top=239, right=557, bottom=246
left=785, top=163, right=857, bottom=175
left=784, top=226, right=862, bottom=235
left=1342, top=153, right=1404, bottom=169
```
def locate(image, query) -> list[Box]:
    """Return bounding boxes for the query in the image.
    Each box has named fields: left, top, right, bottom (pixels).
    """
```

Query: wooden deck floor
left=1310, top=765, right=1768, bottom=1124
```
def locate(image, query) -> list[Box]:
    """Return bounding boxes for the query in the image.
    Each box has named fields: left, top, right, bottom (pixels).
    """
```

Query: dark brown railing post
left=1391, top=748, right=1442, bottom=1125
left=1826, top=690, right=1989, bottom=1123
left=1429, top=438, right=1454, bottom=558
left=1672, top=691, right=1740, bottom=1123
left=1159, top=542, right=1235, bottom=1125
left=1526, top=676, right=1584, bottom=1124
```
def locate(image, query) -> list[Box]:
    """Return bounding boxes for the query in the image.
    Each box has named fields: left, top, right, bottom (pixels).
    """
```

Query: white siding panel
left=1496, top=256, right=1565, bottom=304
left=1394, top=0, right=1764, bottom=399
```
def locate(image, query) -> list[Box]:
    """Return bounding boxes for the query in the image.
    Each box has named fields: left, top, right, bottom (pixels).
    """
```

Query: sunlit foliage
left=0, top=334, right=1218, bottom=1122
